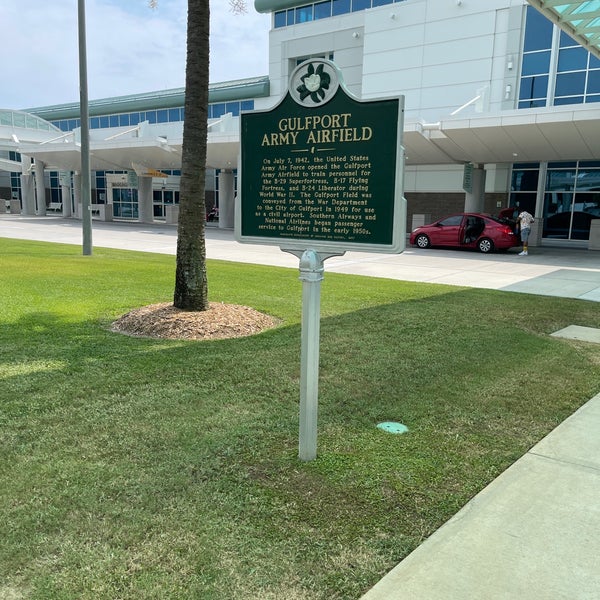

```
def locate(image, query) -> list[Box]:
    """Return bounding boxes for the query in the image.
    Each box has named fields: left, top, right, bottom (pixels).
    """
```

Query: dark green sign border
left=236, top=61, right=406, bottom=254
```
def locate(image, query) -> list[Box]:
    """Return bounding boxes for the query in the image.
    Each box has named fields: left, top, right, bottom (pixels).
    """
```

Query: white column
left=138, top=176, right=154, bottom=223
left=218, top=170, right=235, bottom=229
left=464, top=164, right=486, bottom=213
left=20, top=174, right=35, bottom=215
left=34, top=160, right=46, bottom=216
left=20, top=155, right=36, bottom=215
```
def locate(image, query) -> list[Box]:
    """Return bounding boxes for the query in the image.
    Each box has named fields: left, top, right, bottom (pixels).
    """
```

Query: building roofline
left=24, top=76, right=270, bottom=122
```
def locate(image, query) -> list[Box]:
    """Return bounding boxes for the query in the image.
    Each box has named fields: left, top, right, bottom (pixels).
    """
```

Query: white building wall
left=259, top=0, right=529, bottom=198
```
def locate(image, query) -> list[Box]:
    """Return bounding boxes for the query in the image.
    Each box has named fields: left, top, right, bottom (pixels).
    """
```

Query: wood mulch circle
left=111, top=302, right=279, bottom=340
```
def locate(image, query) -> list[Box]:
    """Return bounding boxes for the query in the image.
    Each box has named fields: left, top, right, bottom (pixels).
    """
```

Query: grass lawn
left=1, top=237, right=599, bottom=599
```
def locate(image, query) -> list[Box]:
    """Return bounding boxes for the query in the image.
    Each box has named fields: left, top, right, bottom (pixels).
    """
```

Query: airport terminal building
left=1, top=0, right=599, bottom=247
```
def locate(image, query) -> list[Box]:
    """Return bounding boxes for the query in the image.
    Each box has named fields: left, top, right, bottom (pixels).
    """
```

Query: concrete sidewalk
left=2, top=215, right=600, bottom=599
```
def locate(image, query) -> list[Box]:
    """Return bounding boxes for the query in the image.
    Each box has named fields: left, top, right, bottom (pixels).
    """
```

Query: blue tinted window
left=240, top=100, right=254, bottom=111
left=226, top=102, right=240, bottom=116
left=274, top=10, right=286, bottom=27
left=554, top=96, right=584, bottom=106
left=119, top=114, right=129, bottom=126
left=109, top=115, right=118, bottom=127
left=168, top=108, right=181, bottom=121
left=522, top=51, right=551, bottom=76
left=100, top=116, right=109, bottom=128
left=523, top=6, right=553, bottom=52
left=519, top=75, right=549, bottom=100
left=587, top=94, right=600, bottom=103
left=555, top=71, right=586, bottom=96
left=69, top=119, right=79, bottom=130
left=373, top=0, right=394, bottom=5
left=212, top=103, right=225, bottom=118
left=352, top=0, right=371, bottom=10
left=559, top=30, right=578, bottom=47
left=518, top=99, right=546, bottom=109
left=130, top=112, right=140, bottom=125
left=314, top=1, right=331, bottom=18
left=147, top=111, right=157, bottom=124
left=590, top=54, right=600, bottom=68
left=558, top=47, right=588, bottom=72
left=587, top=70, right=600, bottom=94
left=296, top=5, right=313, bottom=22
left=333, top=0, right=350, bottom=14
left=90, top=117, right=100, bottom=129
left=156, top=109, right=168, bottom=123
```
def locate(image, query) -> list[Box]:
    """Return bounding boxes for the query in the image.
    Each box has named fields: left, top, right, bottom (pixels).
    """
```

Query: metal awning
left=527, top=1, right=600, bottom=59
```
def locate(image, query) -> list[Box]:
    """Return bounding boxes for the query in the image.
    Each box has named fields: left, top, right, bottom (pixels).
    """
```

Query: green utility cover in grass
left=377, top=422, right=408, bottom=434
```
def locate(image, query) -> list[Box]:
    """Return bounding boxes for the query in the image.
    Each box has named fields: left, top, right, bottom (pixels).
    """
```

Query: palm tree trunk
left=174, top=0, right=210, bottom=310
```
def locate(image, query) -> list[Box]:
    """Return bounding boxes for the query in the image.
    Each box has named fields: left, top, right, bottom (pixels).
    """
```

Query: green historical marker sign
left=236, top=59, right=406, bottom=253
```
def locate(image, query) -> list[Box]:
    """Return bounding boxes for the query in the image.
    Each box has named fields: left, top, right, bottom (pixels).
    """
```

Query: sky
left=2, top=0, right=271, bottom=110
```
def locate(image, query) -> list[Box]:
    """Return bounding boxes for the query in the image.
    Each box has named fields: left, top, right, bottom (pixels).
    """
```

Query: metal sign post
left=285, top=249, right=343, bottom=461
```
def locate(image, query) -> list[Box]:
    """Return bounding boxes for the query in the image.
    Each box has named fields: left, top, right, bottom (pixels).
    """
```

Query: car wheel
left=415, top=234, right=431, bottom=249
left=478, top=237, right=494, bottom=253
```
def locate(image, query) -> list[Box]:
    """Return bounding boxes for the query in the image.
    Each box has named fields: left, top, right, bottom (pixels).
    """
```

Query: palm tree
left=170, top=0, right=246, bottom=310
left=173, top=0, right=211, bottom=310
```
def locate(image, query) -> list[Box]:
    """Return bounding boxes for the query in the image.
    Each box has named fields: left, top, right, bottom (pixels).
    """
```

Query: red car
left=409, top=213, right=519, bottom=253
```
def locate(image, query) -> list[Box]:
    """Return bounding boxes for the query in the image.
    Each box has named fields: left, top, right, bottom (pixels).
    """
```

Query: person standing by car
left=516, top=210, right=535, bottom=256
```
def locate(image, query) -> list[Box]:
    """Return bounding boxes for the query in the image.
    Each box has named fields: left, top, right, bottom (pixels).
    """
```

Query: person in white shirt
left=517, top=210, right=535, bottom=256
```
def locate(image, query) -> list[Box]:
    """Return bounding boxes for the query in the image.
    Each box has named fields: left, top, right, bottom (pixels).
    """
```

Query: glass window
left=373, top=0, right=394, bottom=5
left=333, top=0, right=351, bottom=14
left=147, top=111, right=157, bottom=124
left=352, top=0, right=371, bottom=11
left=587, top=70, right=600, bottom=95
left=554, top=96, right=584, bottom=106
left=226, top=102, right=240, bottom=116
left=99, top=116, right=109, bottom=128
left=522, top=51, right=551, bottom=76
left=438, top=215, right=463, bottom=227
left=130, top=112, right=140, bottom=125
left=557, top=47, right=588, bottom=72
left=590, top=54, right=600, bottom=69
left=519, top=75, right=549, bottom=100
left=156, top=109, right=168, bottom=123
left=212, top=104, right=225, bottom=118
left=314, top=1, right=331, bottom=19
left=587, top=94, right=600, bottom=103
left=559, top=31, right=578, bottom=47
left=240, top=100, right=254, bottom=111
left=90, top=117, right=100, bottom=129
left=547, top=169, right=577, bottom=191
left=168, top=108, right=181, bottom=121
left=511, top=169, right=539, bottom=192
left=523, top=6, right=553, bottom=52
left=287, top=9, right=295, bottom=25
left=274, top=10, right=286, bottom=27
left=118, top=114, right=129, bottom=126
left=296, top=5, right=313, bottom=22
left=555, top=71, right=586, bottom=96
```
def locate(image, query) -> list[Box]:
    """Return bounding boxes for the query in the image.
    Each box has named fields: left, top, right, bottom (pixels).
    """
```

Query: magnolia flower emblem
left=296, top=63, right=331, bottom=103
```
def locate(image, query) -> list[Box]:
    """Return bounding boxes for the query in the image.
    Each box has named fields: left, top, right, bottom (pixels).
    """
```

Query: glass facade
left=519, top=5, right=600, bottom=109
left=274, top=0, right=404, bottom=28
left=510, top=162, right=600, bottom=241
left=51, top=100, right=254, bottom=132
